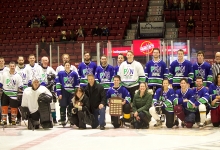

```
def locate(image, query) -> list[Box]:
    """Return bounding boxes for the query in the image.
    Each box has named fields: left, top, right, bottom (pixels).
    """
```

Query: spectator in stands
left=53, top=15, right=63, bottom=27
left=164, top=0, right=171, bottom=10
left=185, top=0, right=194, bottom=10
left=187, top=16, right=195, bottom=31
left=76, top=26, right=84, bottom=37
left=179, top=0, right=185, bottom=10
left=31, top=15, right=41, bottom=28
left=60, top=31, right=68, bottom=42
left=102, top=25, right=110, bottom=36
left=193, top=0, right=201, bottom=10
left=39, top=37, right=49, bottom=56
left=51, top=37, right=57, bottom=51
left=40, top=15, right=48, bottom=27
left=67, top=30, right=76, bottom=41
left=92, top=25, right=102, bottom=36
left=171, top=0, right=179, bottom=10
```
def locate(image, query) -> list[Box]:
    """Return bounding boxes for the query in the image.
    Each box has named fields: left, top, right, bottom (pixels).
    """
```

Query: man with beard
left=26, top=54, right=41, bottom=86
left=78, top=52, right=97, bottom=87
left=114, top=54, right=125, bottom=75
left=192, top=77, right=210, bottom=128
left=15, top=56, right=31, bottom=124
left=144, top=48, right=168, bottom=93
left=212, top=52, right=220, bottom=82
left=192, top=51, right=213, bottom=87
left=95, top=55, right=115, bottom=91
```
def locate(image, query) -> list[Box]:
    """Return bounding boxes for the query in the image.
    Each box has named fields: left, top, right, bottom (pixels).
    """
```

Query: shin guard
left=123, top=104, right=131, bottom=120
left=185, top=122, right=193, bottom=128
left=11, top=107, right=18, bottom=122
left=1, top=106, right=8, bottom=121
left=149, top=106, right=160, bottom=121
left=199, top=104, right=206, bottom=124
left=174, top=105, right=185, bottom=121
left=60, top=106, right=66, bottom=121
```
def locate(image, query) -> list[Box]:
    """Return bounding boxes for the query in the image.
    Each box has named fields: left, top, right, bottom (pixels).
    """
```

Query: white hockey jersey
left=39, top=66, right=57, bottom=85
left=56, top=65, right=78, bottom=74
left=0, top=71, right=23, bottom=99
left=21, top=86, right=52, bottom=114
left=26, top=63, right=42, bottom=80
left=15, top=65, right=31, bottom=89
left=118, top=61, right=145, bottom=88
left=0, top=66, right=10, bottom=80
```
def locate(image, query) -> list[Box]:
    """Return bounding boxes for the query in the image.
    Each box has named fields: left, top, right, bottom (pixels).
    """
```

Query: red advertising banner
left=132, top=39, right=160, bottom=56
left=104, top=39, right=188, bottom=56
left=165, top=45, right=188, bottom=55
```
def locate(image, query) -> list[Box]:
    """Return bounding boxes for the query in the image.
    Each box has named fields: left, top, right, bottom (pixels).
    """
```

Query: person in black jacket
left=84, top=74, right=106, bottom=130
left=68, top=87, right=90, bottom=129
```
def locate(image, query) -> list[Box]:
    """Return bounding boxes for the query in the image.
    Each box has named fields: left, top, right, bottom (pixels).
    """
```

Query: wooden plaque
left=109, top=97, right=123, bottom=116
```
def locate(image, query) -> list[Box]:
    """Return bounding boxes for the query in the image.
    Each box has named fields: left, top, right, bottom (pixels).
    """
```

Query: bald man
left=38, top=56, right=58, bottom=124
left=56, top=54, right=78, bottom=74
left=212, top=52, right=220, bottom=82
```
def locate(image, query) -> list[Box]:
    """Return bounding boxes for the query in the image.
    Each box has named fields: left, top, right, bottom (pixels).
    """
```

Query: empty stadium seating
left=0, top=0, right=148, bottom=44
left=0, top=0, right=148, bottom=66
left=164, top=0, right=220, bottom=57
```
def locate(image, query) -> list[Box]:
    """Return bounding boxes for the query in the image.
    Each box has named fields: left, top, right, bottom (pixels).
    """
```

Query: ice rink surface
left=1, top=103, right=220, bottom=150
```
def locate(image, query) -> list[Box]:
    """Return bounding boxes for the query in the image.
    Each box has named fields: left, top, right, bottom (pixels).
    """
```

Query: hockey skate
left=16, top=118, right=21, bottom=126
left=174, top=119, right=179, bottom=127
left=181, top=121, right=185, bottom=128
left=0, top=120, right=7, bottom=130
left=53, top=118, right=57, bottom=124
left=60, top=121, right=67, bottom=127
left=154, top=120, right=162, bottom=127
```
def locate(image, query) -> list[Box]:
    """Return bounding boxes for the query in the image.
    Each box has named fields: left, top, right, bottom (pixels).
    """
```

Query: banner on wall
left=133, top=39, right=160, bottom=56
left=104, top=40, right=188, bottom=56
left=139, top=22, right=164, bottom=38
left=104, top=46, right=131, bottom=57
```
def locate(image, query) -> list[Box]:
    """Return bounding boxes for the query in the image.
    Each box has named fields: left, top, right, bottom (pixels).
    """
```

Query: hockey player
left=106, top=75, right=131, bottom=128
left=145, top=48, right=169, bottom=93
left=39, top=56, right=58, bottom=124
left=0, top=57, right=10, bottom=75
left=95, top=55, right=115, bottom=91
left=192, top=51, right=213, bottom=87
left=192, top=76, right=210, bottom=127
left=21, top=77, right=52, bottom=130
left=26, top=54, right=41, bottom=85
left=173, top=78, right=196, bottom=128
left=114, top=54, right=125, bottom=74
left=149, top=78, right=176, bottom=128
left=0, top=57, right=9, bottom=121
left=56, top=61, right=79, bottom=126
left=15, top=56, right=31, bottom=125
left=169, top=49, right=194, bottom=90
left=78, top=52, right=97, bottom=87
left=209, top=73, right=220, bottom=127
left=118, top=51, right=145, bottom=102
left=16, top=56, right=31, bottom=89
left=56, top=53, right=78, bottom=74
left=0, top=61, right=23, bottom=125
